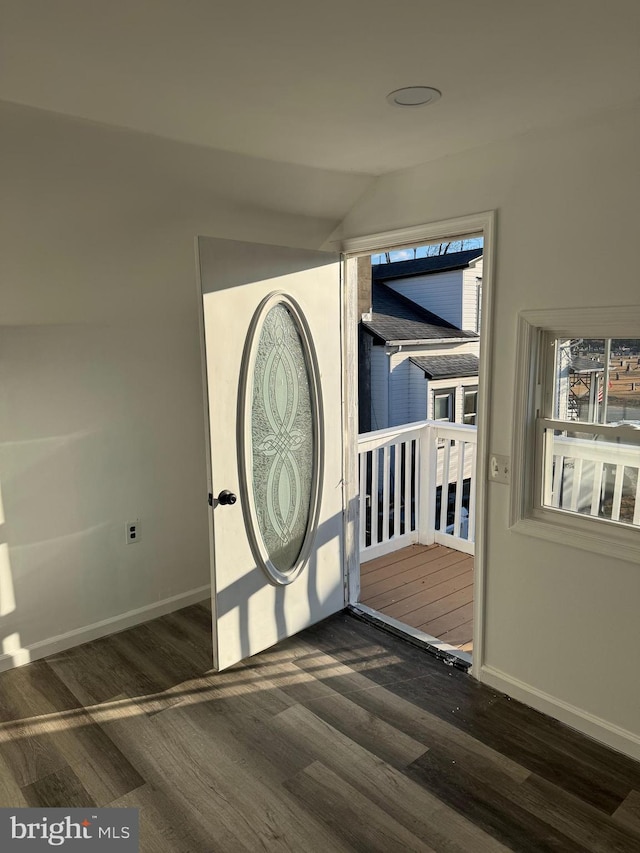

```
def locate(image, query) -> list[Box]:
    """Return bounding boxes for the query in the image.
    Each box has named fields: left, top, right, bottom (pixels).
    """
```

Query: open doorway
left=342, top=214, right=495, bottom=670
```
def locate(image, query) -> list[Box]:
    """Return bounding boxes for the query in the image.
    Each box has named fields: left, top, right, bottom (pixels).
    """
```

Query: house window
left=433, top=389, right=455, bottom=422
left=463, top=387, right=478, bottom=425
left=512, top=308, right=640, bottom=563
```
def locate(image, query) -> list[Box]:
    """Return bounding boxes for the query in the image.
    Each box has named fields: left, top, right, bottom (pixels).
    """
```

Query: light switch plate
left=489, top=453, right=510, bottom=484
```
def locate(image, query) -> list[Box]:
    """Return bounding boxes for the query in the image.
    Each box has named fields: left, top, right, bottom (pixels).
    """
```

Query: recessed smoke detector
left=386, top=86, right=442, bottom=107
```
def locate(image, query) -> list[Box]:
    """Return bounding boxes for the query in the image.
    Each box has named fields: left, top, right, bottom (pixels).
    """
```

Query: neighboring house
left=359, top=250, right=483, bottom=431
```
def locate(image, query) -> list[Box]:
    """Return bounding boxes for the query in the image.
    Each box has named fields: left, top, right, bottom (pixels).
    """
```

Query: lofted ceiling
left=2, top=0, right=640, bottom=177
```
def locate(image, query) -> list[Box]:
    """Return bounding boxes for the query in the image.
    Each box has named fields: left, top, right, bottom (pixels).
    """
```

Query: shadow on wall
left=0, top=321, right=208, bottom=665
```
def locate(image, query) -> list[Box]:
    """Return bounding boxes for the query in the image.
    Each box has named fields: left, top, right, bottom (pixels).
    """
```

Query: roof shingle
left=372, top=248, right=483, bottom=283
left=409, top=354, right=480, bottom=380
left=362, top=284, right=478, bottom=344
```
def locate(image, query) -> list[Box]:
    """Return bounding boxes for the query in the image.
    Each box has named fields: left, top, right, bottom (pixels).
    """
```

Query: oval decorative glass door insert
left=239, top=293, right=323, bottom=585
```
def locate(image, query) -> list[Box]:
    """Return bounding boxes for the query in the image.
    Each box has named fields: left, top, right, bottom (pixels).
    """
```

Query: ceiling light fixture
left=386, top=86, right=442, bottom=108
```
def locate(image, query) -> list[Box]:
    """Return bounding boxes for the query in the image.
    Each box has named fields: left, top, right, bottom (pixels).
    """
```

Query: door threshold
left=348, top=604, right=472, bottom=671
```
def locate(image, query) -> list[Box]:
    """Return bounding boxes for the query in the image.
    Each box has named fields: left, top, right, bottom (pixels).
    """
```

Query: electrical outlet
left=489, top=454, right=510, bottom=485
left=126, top=520, right=140, bottom=544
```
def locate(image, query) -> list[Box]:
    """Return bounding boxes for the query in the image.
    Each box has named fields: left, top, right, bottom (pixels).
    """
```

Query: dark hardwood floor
left=0, top=603, right=639, bottom=851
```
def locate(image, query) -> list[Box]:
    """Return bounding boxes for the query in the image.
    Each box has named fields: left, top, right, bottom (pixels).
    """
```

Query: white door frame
left=340, top=210, right=496, bottom=676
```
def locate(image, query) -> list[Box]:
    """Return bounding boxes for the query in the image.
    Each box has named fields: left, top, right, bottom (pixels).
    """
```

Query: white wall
left=0, top=102, right=354, bottom=668
left=339, top=102, right=640, bottom=758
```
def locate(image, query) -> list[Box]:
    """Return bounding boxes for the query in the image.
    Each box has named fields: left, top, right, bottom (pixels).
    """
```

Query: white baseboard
left=0, top=585, right=211, bottom=673
left=479, top=663, right=640, bottom=762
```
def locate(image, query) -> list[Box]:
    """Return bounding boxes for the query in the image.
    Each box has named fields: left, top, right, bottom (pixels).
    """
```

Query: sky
left=371, top=236, right=483, bottom=265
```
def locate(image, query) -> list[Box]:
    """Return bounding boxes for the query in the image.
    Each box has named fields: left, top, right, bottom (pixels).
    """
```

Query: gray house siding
left=408, top=359, right=428, bottom=421
left=386, top=270, right=463, bottom=329
left=369, top=343, right=389, bottom=430
left=388, top=356, right=411, bottom=427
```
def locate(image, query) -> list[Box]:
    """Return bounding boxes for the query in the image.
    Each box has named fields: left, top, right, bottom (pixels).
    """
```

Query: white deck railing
left=358, top=420, right=477, bottom=562
left=544, top=432, right=640, bottom=525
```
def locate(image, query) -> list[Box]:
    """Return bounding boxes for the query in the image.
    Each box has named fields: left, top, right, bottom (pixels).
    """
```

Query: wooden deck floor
left=359, top=544, right=474, bottom=653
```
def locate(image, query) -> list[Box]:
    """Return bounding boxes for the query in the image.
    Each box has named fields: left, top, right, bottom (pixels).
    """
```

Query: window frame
left=511, top=307, right=640, bottom=564
left=463, top=385, right=478, bottom=425
left=432, top=387, right=456, bottom=422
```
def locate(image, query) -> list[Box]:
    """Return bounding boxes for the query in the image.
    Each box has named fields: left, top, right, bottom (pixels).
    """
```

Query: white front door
left=197, top=236, right=346, bottom=670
